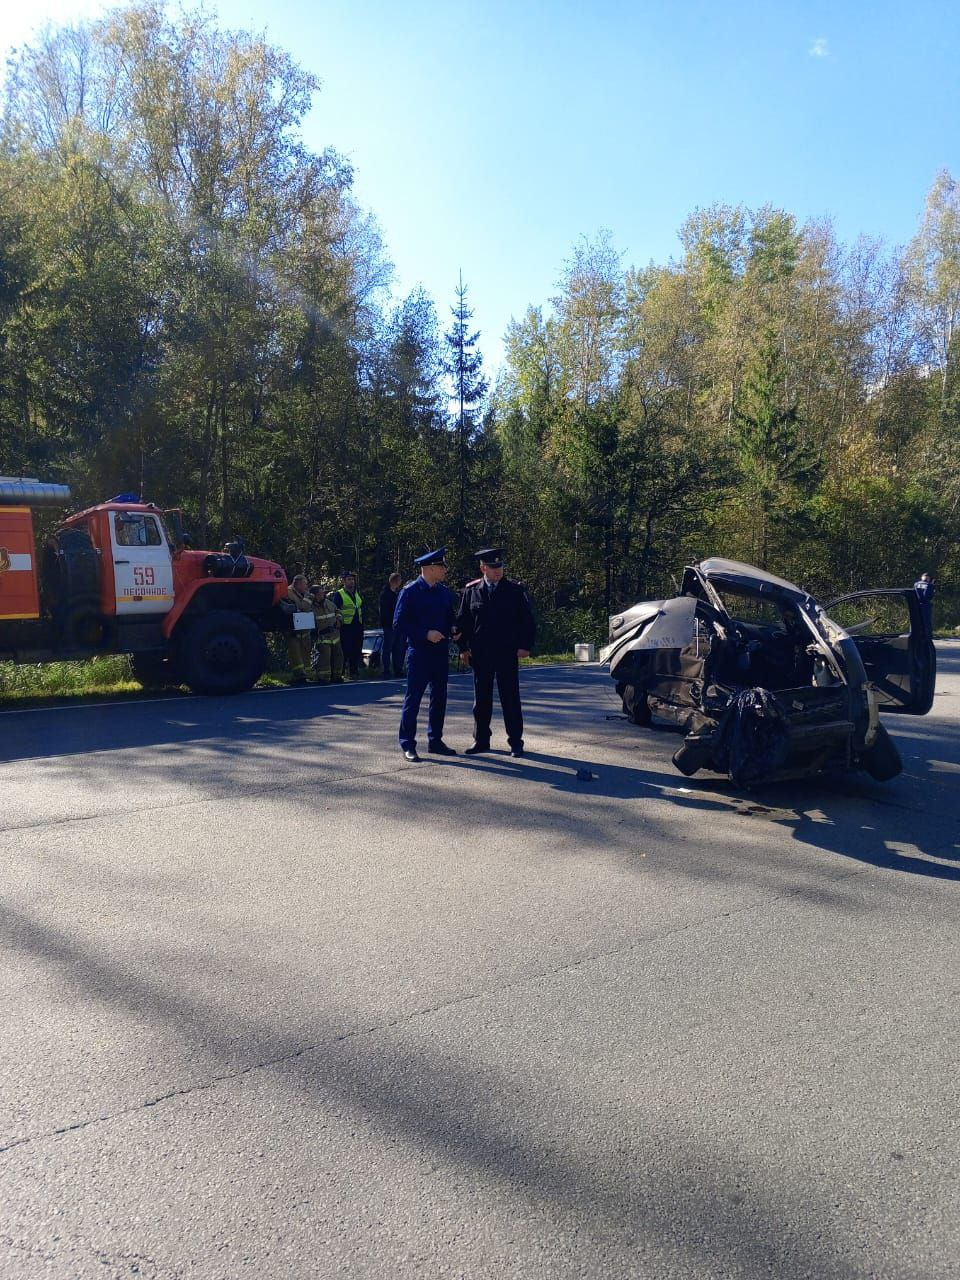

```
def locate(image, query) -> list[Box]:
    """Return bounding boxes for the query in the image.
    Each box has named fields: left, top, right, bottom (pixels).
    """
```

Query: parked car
left=362, top=629, right=384, bottom=667
left=600, top=558, right=936, bottom=785
left=361, top=629, right=463, bottom=671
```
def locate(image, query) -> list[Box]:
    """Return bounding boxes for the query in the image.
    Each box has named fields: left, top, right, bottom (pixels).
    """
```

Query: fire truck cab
left=0, top=478, right=289, bottom=695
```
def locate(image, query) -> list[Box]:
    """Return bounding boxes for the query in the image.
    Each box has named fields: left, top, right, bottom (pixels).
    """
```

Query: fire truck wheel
left=63, top=605, right=108, bottom=650
left=175, top=611, right=268, bottom=695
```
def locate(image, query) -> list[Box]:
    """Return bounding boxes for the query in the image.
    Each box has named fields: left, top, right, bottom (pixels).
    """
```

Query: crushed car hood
left=601, top=596, right=698, bottom=674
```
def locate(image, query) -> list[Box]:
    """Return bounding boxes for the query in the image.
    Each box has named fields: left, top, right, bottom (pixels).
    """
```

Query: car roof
left=697, top=558, right=809, bottom=601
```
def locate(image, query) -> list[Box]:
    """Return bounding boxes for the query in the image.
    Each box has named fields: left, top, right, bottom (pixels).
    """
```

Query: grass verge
left=0, top=656, right=141, bottom=703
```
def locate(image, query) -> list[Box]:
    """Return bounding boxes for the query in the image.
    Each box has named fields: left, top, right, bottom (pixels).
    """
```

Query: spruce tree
left=443, top=273, right=488, bottom=543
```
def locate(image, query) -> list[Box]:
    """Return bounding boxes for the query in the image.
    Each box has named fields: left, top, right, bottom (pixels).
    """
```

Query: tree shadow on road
left=0, top=678, right=412, bottom=765
left=3, top=660, right=958, bottom=892
left=0, top=898, right=868, bottom=1280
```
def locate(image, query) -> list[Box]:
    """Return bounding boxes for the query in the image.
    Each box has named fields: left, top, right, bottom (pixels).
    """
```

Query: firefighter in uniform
left=334, top=571, right=364, bottom=678
left=394, top=547, right=457, bottom=761
left=309, top=582, right=344, bottom=683
left=456, top=548, right=535, bottom=757
left=283, top=573, right=315, bottom=684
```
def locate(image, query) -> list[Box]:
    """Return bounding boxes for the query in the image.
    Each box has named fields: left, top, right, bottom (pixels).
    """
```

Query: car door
left=824, top=588, right=935, bottom=714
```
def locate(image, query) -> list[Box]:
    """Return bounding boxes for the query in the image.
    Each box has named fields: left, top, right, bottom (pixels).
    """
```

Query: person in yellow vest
left=309, top=582, right=344, bottom=684
left=334, top=570, right=364, bottom=678
left=283, top=573, right=315, bottom=684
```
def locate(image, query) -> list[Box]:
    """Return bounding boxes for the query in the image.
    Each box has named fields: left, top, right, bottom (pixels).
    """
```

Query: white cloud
left=809, top=37, right=829, bottom=58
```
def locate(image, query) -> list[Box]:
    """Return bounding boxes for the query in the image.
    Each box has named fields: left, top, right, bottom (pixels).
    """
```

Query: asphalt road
left=1, top=650, right=959, bottom=1279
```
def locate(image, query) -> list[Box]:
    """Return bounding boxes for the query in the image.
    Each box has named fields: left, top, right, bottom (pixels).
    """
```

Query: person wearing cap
left=914, top=571, right=935, bottom=631
left=393, top=547, right=458, bottom=761
left=456, top=548, right=535, bottom=757
left=334, top=571, right=364, bottom=678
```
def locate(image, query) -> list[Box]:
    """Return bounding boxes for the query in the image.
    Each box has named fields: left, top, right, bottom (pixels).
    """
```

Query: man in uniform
left=914, top=571, right=936, bottom=632
left=334, top=571, right=364, bottom=678
left=283, top=573, right=315, bottom=684
left=456, top=548, right=535, bottom=757
left=309, top=582, right=344, bottom=684
left=394, top=547, right=457, bottom=762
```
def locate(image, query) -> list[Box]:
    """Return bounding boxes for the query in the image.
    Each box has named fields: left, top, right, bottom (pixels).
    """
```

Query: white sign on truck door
left=110, top=512, right=175, bottom=615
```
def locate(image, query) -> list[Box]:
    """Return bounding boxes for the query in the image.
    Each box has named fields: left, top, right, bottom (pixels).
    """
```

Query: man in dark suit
left=456, top=548, right=536, bottom=758
left=378, top=572, right=404, bottom=677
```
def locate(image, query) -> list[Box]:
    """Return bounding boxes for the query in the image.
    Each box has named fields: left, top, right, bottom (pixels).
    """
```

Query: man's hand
left=461, top=648, right=472, bottom=667
left=517, top=649, right=530, bottom=659
left=427, top=629, right=445, bottom=643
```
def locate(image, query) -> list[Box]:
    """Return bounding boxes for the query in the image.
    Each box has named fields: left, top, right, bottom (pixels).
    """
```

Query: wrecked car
left=600, top=558, right=936, bottom=786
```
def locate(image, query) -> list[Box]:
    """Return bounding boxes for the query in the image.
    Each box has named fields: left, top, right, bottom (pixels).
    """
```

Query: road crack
left=0, top=875, right=869, bottom=1159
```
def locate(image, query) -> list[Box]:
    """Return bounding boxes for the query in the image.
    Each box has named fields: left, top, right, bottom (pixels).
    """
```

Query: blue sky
left=2, top=1, right=958, bottom=372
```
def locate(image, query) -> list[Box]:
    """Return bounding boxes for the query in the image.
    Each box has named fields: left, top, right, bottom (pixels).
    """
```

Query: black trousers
left=471, top=654, right=523, bottom=748
left=341, top=621, right=363, bottom=676
left=381, top=627, right=406, bottom=677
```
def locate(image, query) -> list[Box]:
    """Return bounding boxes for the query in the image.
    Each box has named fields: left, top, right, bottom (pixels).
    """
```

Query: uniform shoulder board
left=465, top=577, right=483, bottom=588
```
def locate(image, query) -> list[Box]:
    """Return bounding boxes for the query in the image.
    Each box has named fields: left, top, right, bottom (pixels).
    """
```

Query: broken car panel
left=601, top=559, right=936, bottom=786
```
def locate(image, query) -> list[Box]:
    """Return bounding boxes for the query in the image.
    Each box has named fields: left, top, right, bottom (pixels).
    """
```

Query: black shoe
left=509, top=746, right=525, bottom=757
left=403, top=749, right=421, bottom=762
left=464, top=743, right=490, bottom=755
left=428, top=741, right=457, bottom=756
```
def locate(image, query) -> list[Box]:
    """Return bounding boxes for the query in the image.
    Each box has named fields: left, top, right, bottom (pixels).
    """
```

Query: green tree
left=904, top=170, right=960, bottom=406
left=443, top=273, right=487, bottom=543
left=731, top=336, right=821, bottom=567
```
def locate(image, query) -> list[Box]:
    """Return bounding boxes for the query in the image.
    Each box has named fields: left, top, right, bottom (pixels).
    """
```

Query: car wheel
left=175, top=611, right=268, bottom=696
left=620, top=683, right=652, bottom=726
left=861, top=722, right=902, bottom=781
left=672, top=737, right=714, bottom=777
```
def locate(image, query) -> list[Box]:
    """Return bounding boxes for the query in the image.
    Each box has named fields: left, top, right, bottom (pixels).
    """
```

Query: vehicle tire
left=174, top=611, right=268, bottom=696
left=63, top=604, right=108, bottom=650
left=672, top=738, right=713, bottom=777
left=861, top=722, right=902, bottom=781
left=620, top=682, right=652, bottom=726
left=130, top=652, right=179, bottom=689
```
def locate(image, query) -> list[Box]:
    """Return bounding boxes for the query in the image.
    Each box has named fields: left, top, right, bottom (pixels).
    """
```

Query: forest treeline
left=1, top=3, right=959, bottom=645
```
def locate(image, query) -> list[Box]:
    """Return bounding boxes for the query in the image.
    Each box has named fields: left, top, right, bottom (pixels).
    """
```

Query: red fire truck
left=0, top=478, right=289, bottom=694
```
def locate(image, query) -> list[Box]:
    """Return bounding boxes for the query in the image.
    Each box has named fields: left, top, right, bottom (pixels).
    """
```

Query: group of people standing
left=282, top=571, right=365, bottom=684
left=284, top=547, right=537, bottom=760
left=394, top=546, right=535, bottom=761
